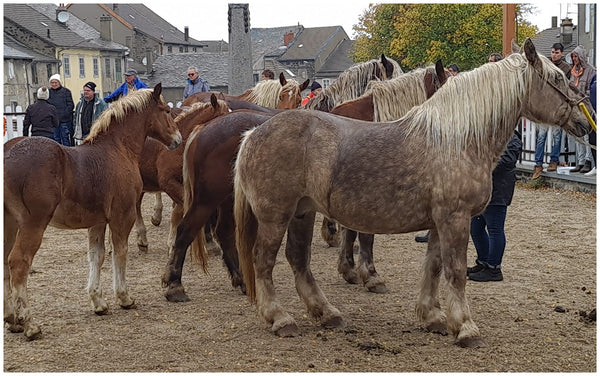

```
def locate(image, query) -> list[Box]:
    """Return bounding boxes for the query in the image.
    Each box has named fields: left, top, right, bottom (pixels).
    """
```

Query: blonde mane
left=85, top=89, right=155, bottom=142
left=368, top=66, right=432, bottom=122
left=174, top=101, right=219, bottom=123
left=246, top=79, right=297, bottom=108
left=401, top=52, right=560, bottom=155
left=306, top=57, right=401, bottom=111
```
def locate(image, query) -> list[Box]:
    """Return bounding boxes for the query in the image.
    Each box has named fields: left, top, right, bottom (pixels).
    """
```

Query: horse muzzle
left=168, top=131, right=183, bottom=150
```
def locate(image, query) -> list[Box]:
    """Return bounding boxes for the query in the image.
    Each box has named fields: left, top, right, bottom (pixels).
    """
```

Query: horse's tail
left=233, top=144, right=257, bottom=303
left=182, top=135, right=209, bottom=274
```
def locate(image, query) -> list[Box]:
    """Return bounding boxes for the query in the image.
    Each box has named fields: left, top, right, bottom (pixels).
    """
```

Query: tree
left=352, top=4, right=537, bottom=71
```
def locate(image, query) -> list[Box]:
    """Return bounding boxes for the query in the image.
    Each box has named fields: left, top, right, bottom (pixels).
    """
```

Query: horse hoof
left=341, top=271, right=360, bottom=285
left=275, top=323, right=299, bottom=338
left=366, top=283, right=388, bottom=294
left=425, top=322, right=448, bottom=335
left=24, top=323, right=42, bottom=340
left=7, top=322, right=24, bottom=333
left=138, top=244, right=149, bottom=253
left=456, top=335, right=487, bottom=348
left=165, top=286, right=190, bottom=302
left=322, top=315, right=344, bottom=329
left=151, top=217, right=161, bottom=226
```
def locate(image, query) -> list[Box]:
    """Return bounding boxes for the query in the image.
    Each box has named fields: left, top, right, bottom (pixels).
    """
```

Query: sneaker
left=572, top=164, right=584, bottom=172
left=468, top=266, right=503, bottom=282
left=532, top=165, right=543, bottom=179
left=414, top=231, right=430, bottom=243
left=584, top=167, right=596, bottom=176
left=547, top=161, right=558, bottom=172
left=467, top=263, right=485, bottom=276
left=579, top=161, right=592, bottom=174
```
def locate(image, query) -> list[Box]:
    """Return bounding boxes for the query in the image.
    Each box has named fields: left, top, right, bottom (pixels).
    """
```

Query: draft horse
left=233, top=39, right=592, bottom=347
left=4, top=84, right=182, bottom=339
left=329, top=61, right=450, bottom=293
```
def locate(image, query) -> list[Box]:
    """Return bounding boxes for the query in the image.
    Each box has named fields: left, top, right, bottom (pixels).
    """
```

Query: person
left=182, top=66, right=210, bottom=100
left=104, top=68, right=148, bottom=103
left=448, top=64, right=460, bottom=76
left=48, top=74, right=74, bottom=146
left=532, top=43, right=572, bottom=179
left=301, top=81, right=322, bottom=107
left=584, top=74, right=596, bottom=176
left=488, top=53, right=503, bottom=62
left=569, top=46, right=596, bottom=173
left=261, top=69, right=275, bottom=80
left=23, top=86, right=58, bottom=139
left=72, top=82, right=109, bottom=145
left=468, top=131, right=523, bottom=282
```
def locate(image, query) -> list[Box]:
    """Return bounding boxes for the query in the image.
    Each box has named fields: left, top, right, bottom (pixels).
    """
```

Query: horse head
left=423, top=59, right=450, bottom=98
left=149, top=83, right=182, bottom=150
left=519, top=38, right=592, bottom=139
left=277, top=72, right=310, bottom=109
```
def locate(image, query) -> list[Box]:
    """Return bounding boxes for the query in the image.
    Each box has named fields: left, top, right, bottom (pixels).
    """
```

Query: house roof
left=250, top=25, right=303, bottom=72
left=4, top=3, right=127, bottom=52
left=530, top=26, right=579, bottom=59
left=101, top=3, right=204, bottom=46
left=4, top=34, right=58, bottom=62
left=279, top=26, right=346, bottom=61
left=315, top=39, right=355, bottom=76
left=146, top=52, right=229, bottom=88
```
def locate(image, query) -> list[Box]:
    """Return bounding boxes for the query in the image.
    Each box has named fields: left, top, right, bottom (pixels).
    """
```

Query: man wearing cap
left=23, top=87, right=59, bottom=139
left=73, top=82, right=109, bottom=145
left=48, top=74, right=74, bottom=146
left=301, top=81, right=322, bottom=107
left=103, top=68, right=148, bottom=103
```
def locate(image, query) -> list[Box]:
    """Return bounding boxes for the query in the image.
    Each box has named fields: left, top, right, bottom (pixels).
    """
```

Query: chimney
left=283, top=32, right=294, bottom=46
left=228, top=4, right=253, bottom=95
left=551, top=16, right=558, bottom=28
left=184, top=26, right=189, bottom=42
left=100, top=15, right=113, bottom=41
left=560, top=18, right=574, bottom=45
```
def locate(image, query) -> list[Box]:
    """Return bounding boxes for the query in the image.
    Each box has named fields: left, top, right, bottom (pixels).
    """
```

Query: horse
left=232, top=39, right=592, bottom=347
left=134, top=95, right=231, bottom=253
left=4, top=84, right=182, bottom=340
left=182, top=72, right=309, bottom=110
left=329, top=61, right=450, bottom=293
left=161, top=56, right=407, bottom=302
left=304, top=54, right=402, bottom=247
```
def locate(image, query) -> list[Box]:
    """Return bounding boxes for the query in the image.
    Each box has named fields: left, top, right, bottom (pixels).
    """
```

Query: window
left=322, top=79, right=331, bottom=89
left=114, top=59, right=122, bottom=78
left=105, top=58, right=111, bottom=78
left=179, top=46, right=183, bottom=53
left=46, top=64, right=53, bottom=80
left=585, top=4, right=591, bottom=33
left=167, top=46, right=172, bottom=53
left=8, top=62, right=15, bottom=79
left=93, top=57, right=99, bottom=77
left=193, top=47, right=197, bottom=52
left=79, top=57, right=85, bottom=78
left=63, top=56, right=70, bottom=77
left=31, top=63, right=38, bottom=84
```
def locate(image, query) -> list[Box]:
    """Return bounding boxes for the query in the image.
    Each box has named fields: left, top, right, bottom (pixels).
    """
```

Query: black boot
left=579, top=160, right=592, bottom=173
left=572, top=164, right=584, bottom=172
left=414, top=231, right=430, bottom=243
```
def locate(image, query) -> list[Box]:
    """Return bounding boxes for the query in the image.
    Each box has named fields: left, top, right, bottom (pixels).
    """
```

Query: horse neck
left=102, top=111, right=153, bottom=159
left=176, top=111, right=218, bottom=140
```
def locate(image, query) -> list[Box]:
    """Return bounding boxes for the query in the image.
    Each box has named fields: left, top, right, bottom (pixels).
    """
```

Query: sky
left=143, top=1, right=580, bottom=42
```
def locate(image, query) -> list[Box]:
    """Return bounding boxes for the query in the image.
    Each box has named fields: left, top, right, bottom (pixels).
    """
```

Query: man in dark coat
left=48, top=74, right=74, bottom=146
left=23, top=86, right=59, bottom=139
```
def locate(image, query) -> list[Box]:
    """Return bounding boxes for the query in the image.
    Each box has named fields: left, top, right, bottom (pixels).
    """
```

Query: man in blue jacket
left=104, top=69, right=148, bottom=103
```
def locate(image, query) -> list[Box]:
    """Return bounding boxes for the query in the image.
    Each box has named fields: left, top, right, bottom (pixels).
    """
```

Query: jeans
left=535, top=126, right=562, bottom=166
left=470, top=205, right=508, bottom=268
left=574, top=134, right=592, bottom=166
left=53, top=122, right=71, bottom=146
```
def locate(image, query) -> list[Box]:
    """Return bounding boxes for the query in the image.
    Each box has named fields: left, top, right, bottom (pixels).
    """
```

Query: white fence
left=4, top=106, right=25, bottom=142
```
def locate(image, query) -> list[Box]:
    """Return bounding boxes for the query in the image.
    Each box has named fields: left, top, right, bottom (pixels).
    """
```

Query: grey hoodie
left=570, top=45, right=596, bottom=96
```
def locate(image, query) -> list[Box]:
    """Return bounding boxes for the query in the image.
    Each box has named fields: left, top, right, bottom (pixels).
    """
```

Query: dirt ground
left=3, top=183, right=596, bottom=372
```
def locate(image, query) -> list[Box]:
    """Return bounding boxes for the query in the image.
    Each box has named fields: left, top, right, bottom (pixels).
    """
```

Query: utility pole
left=503, top=4, right=516, bottom=56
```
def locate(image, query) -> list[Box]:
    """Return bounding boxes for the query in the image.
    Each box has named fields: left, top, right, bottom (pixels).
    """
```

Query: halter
left=537, top=68, right=588, bottom=106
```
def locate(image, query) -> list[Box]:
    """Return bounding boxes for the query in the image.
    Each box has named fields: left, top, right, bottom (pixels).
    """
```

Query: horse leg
left=357, top=233, right=387, bottom=293
left=135, top=193, right=149, bottom=252
left=320, top=217, right=340, bottom=247
left=167, top=202, right=182, bottom=256
left=437, top=218, right=485, bottom=348
left=4, top=209, right=19, bottom=331
left=415, top=229, right=447, bottom=334
left=109, top=221, right=135, bottom=309
left=87, top=224, right=109, bottom=314
left=286, top=212, right=343, bottom=329
left=204, top=211, right=222, bottom=256
left=254, top=219, right=297, bottom=337
left=151, top=192, right=163, bottom=226
left=214, top=199, right=245, bottom=293
left=337, top=228, right=359, bottom=284
left=7, top=224, right=47, bottom=339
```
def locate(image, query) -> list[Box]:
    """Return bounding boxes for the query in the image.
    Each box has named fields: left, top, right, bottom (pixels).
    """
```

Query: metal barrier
left=518, top=118, right=576, bottom=166
left=4, top=106, right=25, bottom=142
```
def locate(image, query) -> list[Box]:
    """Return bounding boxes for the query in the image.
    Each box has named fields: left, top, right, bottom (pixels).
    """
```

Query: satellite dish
left=57, top=11, right=69, bottom=23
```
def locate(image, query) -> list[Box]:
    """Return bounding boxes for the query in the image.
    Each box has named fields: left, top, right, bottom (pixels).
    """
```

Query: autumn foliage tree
left=351, top=3, right=537, bottom=71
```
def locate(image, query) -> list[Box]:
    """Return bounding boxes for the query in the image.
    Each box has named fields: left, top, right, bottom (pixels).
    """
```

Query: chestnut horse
left=329, top=61, right=450, bottom=293
left=233, top=39, right=592, bottom=347
left=135, top=95, right=230, bottom=253
left=4, top=84, right=182, bottom=339
left=182, top=72, right=309, bottom=110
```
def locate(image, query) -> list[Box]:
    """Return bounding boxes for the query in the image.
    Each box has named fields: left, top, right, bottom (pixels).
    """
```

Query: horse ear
left=217, top=92, right=226, bottom=100
left=279, top=72, right=287, bottom=86
left=381, top=54, right=388, bottom=66
left=300, top=79, right=310, bottom=91
left=435, top=59, right=447, bottom=84
left=523, top=38, right=540, bottom=67
left=153, top=83, right=163, bottom=100
left=511, top=39, right=521, bottom=54
left=210, top=93, right=218, bottom=108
